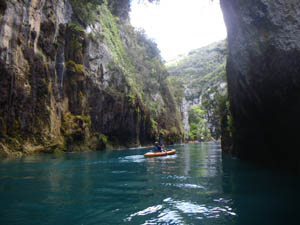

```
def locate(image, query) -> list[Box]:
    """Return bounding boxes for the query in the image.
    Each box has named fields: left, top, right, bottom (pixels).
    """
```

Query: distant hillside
left=167, top=40, right=228, bottom=140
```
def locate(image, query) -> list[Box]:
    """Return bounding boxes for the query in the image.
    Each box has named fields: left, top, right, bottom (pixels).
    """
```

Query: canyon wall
left=0, top=0, right=183, bottom=156
left=221, top=0, right=300, bottom=172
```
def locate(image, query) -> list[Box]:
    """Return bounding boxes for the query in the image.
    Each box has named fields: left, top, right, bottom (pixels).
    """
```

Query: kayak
left=144, top=149, right=176, bottom=157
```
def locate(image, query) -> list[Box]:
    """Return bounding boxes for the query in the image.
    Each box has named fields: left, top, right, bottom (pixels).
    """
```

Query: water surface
left=0, top=143, right=299, bottom=225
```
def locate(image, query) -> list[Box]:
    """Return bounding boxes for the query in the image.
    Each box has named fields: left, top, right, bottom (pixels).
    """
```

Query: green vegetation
left=167, top=40, right=228, bottom=140
left=69, top=0, right=103, bottom=26
left=167, top=40, right=227, bottom=100
left=0, top=0, right=184, bottom=157
left=61, top=113, right=91, bottom=151
left=81, top=1, right=184, bottom=144
left=188, top=106, right=211, bottom=141
left=201, top=83, right=227, bottom=139
left=66, top=23, right=86, bottom=63
left=69, top=0, right=158, bottom=26
left=34, top=51, right=45, bottom=62
left=66, top=60, right=85, bottom=76
left=98, top=3, right=133, bottom=74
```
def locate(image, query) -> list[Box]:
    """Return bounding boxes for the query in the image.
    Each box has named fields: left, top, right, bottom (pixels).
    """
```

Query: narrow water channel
left=0, top=143, right=299, bottom=225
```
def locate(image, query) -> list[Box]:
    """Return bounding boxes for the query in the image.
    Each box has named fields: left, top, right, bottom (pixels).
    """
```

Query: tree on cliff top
left=70, top=0, right=160, bottom=26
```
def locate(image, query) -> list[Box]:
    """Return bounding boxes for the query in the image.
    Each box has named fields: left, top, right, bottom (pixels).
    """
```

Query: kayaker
left=154, top=141, right=162, bottom=152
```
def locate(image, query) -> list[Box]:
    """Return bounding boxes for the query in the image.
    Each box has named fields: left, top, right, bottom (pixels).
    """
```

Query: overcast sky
left=130, top=0, right=227, bottom=61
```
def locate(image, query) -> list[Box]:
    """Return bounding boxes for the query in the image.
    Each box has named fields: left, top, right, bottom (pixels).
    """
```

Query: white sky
left=130, top=0, right=227, bottom=61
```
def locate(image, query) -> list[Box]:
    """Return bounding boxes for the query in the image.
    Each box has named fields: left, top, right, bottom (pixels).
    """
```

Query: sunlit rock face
left=0, top=0, right=183, bottom=156
left=221, top=0, right=300, bottom=172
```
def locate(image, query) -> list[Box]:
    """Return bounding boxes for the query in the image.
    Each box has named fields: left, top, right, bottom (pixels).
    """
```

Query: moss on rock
left=61, top=113, right=94, bottom=151
left=65, top=23, right=87, bottom=64
left=66, top=60, right=85, bottom=77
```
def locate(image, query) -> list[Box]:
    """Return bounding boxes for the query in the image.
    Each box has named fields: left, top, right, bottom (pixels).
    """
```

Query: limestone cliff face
left=0, top=0, right=183, bottom=156
left=221, top=0, right=300, bottom=172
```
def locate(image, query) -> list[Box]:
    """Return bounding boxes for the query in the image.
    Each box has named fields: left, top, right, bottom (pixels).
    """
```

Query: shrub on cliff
left=188, top=106, right=211, bottom=141
left=69, top=0, right=159, bottom=26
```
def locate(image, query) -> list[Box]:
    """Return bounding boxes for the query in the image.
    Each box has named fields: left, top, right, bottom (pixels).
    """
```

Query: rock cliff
left=167, top=41, right=227, bottom=141
left=0, top=0, right=183, bottom=156
left=221, top=0, right=300, bottom=172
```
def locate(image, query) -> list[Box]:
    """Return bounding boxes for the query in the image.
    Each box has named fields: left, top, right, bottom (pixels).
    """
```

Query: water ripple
left=118, top=155, right=145, bottom=163
left=4, top=142, right=288, bottom=225
left=152, top=209, right=183, bottom=224
left=124, top=197, right=236, bottom=224
left=163, top=197, right=236, bottom=218
left=125, top=205, right=163, bottom=222
left=163, top=183, right=206, bottom=189
left=164, top=175, right=190, bottom=180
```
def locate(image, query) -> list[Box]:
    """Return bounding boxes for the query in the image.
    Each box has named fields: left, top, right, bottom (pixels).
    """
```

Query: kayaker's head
left=154, top=141, right=159, bottom=146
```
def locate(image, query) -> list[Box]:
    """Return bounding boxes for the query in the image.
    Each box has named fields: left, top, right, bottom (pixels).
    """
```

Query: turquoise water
left=0, top=142, right=299, bottom=225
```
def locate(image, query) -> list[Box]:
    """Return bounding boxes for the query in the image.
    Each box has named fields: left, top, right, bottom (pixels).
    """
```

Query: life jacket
left=154, top=146, right=161, bottom=152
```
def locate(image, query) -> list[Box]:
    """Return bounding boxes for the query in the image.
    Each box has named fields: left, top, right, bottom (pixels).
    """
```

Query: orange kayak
left=144, top=149, right=176, bottom=157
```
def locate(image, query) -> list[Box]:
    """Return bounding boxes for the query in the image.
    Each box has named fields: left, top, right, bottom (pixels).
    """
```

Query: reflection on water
left=0, top=142, right=299, bottom=225
left=162, top=183, right=206, bottom=189
left=125, top=205, right=163, bottom=222
left=125, top=196, right=235, bottom=224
